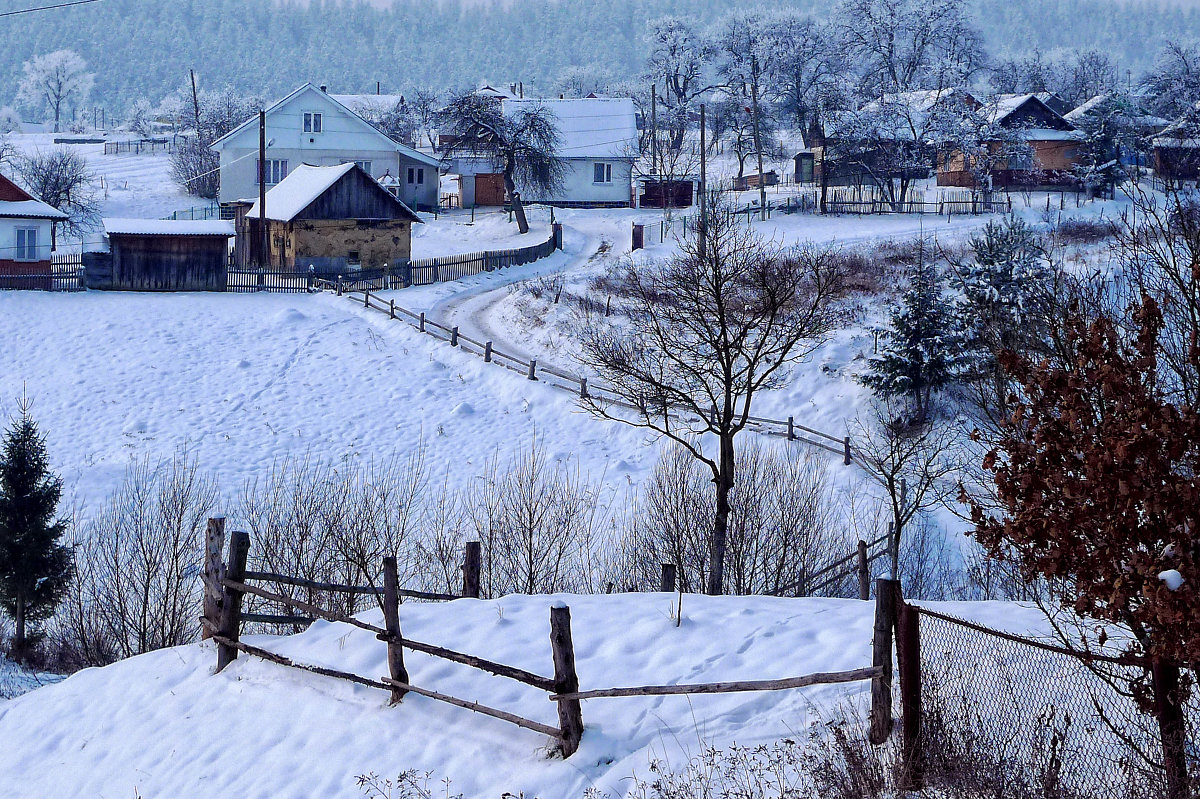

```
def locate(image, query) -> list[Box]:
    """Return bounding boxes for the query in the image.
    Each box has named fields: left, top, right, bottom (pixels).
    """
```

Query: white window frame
left=593, top=162, right=613, bottom=184
left=354, top=160, right=373, bottom=175
left=407, top=167, right=425, bottom=185
left=303, top=112, right=323, bottom=134
left=14, top=227, right=38, bottom=261
left=257, top=159, right=289, bottom=185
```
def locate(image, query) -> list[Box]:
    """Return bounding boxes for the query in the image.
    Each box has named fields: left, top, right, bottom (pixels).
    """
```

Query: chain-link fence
left=913, top=606, right=1198, bottom=799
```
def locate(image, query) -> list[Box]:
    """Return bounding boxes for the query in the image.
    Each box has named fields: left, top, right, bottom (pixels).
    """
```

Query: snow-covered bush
left=0, top=106, right=20, bottom=134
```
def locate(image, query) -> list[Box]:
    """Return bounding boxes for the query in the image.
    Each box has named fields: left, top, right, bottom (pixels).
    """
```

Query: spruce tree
left=860, top=242, right=963, bottom=423
left=951, top=216, right=1054, bottom=423
left=0, top=399, right=72, bottom=664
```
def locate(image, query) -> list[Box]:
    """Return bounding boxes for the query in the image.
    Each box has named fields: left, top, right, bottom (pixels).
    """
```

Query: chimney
left=319, top=84, right=327, bottom=93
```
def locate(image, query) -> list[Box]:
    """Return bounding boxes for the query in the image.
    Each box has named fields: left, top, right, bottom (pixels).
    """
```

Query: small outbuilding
left=237, top=162, right=422, bottom=270
left=89, top=219, right=235, bottom=291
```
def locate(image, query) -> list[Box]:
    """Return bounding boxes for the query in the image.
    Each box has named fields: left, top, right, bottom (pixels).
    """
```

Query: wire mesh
left=915, top=607, right=1198, bottom=799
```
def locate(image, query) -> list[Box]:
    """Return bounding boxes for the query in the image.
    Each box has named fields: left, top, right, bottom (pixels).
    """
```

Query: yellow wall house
left=237, top=162, right=422, bottom=271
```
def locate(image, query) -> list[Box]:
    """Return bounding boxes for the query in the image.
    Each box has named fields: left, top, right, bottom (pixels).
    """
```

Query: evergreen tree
left=861, top=242, right=963, bottom=423
left=0, top=398, right=72, bottom=664
left=951, top=215, right=1055, bottom=424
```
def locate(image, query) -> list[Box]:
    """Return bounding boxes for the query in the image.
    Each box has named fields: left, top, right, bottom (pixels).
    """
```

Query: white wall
left=451, top=157, right=633, bottom=206
left=0, top=217, right=54, bottom=263
left=215, top=86, right=439, bottom=210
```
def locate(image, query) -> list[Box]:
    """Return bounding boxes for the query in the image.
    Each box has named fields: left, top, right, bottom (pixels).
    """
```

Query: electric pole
left=259, top=110, right=268, bottom=267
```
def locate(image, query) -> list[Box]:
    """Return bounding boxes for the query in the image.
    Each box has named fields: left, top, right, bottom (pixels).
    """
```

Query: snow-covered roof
left=0, top=199, right=68, bottom=220
left=331, top=94, right=405, bottom=113
left=246, top=163, right=355, bottom=221
left=103, top=218, right=234, bottom=236
left=1018, top=127, right=1084, bottom=141
left=1066, top=94, right=1170, bottom=130
left=502, top=98, right=638, bottom=159
left=245, top=163, right=421, bottom=223
left=210, top=83, right=440, bottom=168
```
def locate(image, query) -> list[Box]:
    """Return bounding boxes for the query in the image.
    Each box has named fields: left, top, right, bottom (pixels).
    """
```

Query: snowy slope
left=0, top=594, right=1050, bottom=799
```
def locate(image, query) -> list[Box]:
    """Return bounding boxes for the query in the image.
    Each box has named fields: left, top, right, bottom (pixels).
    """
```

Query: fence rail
left=340, top=281, right=852, bottom=462
left=226, top=228, right=561, bottom=294
left=201, top=521, right=888, bottom=761
left=104, top=138, right=174, bottom=156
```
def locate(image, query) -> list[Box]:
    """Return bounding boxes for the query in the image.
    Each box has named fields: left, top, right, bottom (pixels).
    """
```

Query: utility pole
left=749, top=54, right=767, bottom=220
left=190, top=69, right=202, bottom=136
left=699, top=103, right=707, bottom=261
left=259, top=110, right=268, bottom=267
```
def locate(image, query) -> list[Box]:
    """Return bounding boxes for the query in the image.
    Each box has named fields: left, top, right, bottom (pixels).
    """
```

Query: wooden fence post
left=216, top=530, right=250, bottom=673
left=787, top=416, right=795, bottom=441
left=868, top=578, right=897, bottom=744
left=550, top=604, right=584, bottom=757
left=202, top=517, right=227, bottom=640
left=660, top=563, right=677, bottom=593
left=389, top=300, right=396, bottom=319
left=484, top=341, right=492, bottom=362
left=528, top=359, right=537, bottom=381
left=857, top=540, right=870, bottom=600
left=462, top=541, right=481, bottom=599
left=451, top=326, right=459, bottom=346
left=843, top=436, right=852, bottom=465
left=896, top=595, right=924, bottom=791
left=580, top=377, right=588, bottom=399
left=1153, top=658, right=1190, bottom=799
left=419, top=312, right=425, bottom=332
left=381, top=556, right=409, bottom=704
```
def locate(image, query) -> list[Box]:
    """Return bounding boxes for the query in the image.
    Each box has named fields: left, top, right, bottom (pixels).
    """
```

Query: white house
left=0, top=172, right=67, bottom=284
left=210, top=83, right=441, bottom=210
left=446, top=97, right=638, bottom=208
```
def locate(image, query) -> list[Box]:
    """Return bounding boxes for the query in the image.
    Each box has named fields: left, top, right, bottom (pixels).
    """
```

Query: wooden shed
left=239, top=162, right=422, bottom=270
left=96, top=219, right=234, bottom=291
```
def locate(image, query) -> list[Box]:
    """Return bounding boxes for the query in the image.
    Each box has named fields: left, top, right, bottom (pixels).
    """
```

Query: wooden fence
left=0, top=253, right=85, bottom=292
left=200, top=519, right=889, bottom=759
left=226, top=227, right=561, bottom=294
left=337, top=282, right=854, bottom=463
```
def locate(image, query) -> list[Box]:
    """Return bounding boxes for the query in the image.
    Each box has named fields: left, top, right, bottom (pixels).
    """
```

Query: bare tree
left=16, top=149, right=99, bottom=245
left=579, top=198, right=841, bottom=594
left=17, top=50, right=93, bottom=134
left=65, top=453, right=219, bottom=665
left=644, top=16, right=715, bottom=152
left=407, top=88, right=442, bottom=151
left=849, top=398, right=961, bottom=575
left=439, top=93, right=565, bottom=234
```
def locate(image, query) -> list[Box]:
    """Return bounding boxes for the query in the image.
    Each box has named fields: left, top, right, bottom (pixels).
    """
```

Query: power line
left=0, top=0, right=104, bottom=18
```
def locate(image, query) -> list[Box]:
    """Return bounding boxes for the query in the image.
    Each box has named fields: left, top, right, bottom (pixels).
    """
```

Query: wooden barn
left=237, top=162, right=421, bottom=270
left=90, top=219, right=234, bottom=291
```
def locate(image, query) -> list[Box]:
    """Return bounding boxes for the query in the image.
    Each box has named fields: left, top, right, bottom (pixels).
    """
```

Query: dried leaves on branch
left=970, top=295, right=1199, bottom=670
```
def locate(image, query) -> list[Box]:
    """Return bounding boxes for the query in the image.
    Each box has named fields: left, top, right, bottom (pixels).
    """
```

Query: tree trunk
left=706, top=433, right=735, bottom=595
left=503, top=167, right=530, bottom=234
left=14, top=592, right=26, bottom=665
left=750, top=64, right=767, bottom=221
left=1152, top=659, right=1190, bottom=799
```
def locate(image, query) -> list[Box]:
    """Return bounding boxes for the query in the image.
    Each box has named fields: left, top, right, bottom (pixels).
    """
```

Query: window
left=354, top=160, right=373, bottom=175
left=14, top=227, right=37, bottom=261
left=303, top=112, right=323, bottom=133
left=256, top=159, right=289, bottom=185
left=407, top=167, right=425, bottom=185
left=593, top=162, right=612, bottom=184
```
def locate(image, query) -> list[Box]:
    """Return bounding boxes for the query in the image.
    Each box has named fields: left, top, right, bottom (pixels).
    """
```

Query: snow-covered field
left=0, top=593, right=1050, bottom=799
